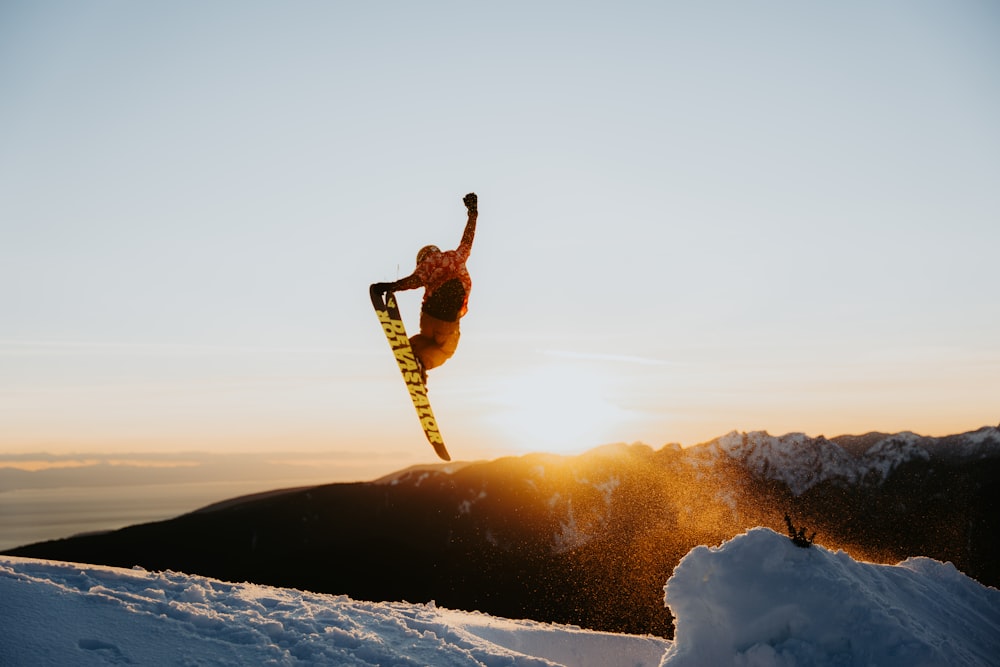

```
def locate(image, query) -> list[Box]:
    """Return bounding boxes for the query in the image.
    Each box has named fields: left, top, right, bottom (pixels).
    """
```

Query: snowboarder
left=371, top=192, right=478, bottom=382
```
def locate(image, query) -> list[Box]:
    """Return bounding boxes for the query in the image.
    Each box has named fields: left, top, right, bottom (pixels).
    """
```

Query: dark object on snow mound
left=785, top=513, right=816, bottom=549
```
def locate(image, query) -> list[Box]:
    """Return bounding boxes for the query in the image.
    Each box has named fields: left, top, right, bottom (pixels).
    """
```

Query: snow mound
left=662, top=528, right=1000, bottom=666
left=0, top=556, right=668, bottom=666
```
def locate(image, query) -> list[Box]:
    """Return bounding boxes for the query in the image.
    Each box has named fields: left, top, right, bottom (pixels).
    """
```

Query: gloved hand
left=370, top=282, right=393, bottom=296
left=463, top=192, right=477, bottom=212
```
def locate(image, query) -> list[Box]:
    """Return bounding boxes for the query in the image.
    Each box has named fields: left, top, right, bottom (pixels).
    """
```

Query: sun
left=485, top=361, right=631, bottom=453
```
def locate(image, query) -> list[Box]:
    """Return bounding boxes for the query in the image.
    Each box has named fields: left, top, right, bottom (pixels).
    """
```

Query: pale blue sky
left=2, top=1, right=998, bottom=470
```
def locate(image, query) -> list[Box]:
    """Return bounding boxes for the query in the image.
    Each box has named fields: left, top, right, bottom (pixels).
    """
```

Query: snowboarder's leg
left=410, top=312, right=461, bottom=371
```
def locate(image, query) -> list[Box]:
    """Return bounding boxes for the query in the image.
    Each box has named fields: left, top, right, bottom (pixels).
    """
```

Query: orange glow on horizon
left=0, top=459, right=102, bottom=472
left=0, top=459, right=203, bottom=472
left=485, top=361, right=638, bottom=454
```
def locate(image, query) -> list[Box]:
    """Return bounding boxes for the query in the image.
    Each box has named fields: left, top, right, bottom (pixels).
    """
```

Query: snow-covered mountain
left=3, top=528, right=998, bottom=666
left=6, top=427, right=999, bottom=640
left=691, top=426, right=1000, bottom=495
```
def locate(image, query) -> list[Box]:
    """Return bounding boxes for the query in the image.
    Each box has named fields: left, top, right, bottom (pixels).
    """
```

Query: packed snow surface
left=662, top=528, right=1000, bottom=666
left=3, top=528, right=998, bottom=666
left=0, top=556, right=667, bottom=666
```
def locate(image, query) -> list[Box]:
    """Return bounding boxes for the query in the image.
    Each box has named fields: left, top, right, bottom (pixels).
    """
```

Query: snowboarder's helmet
left=416, top=245, right=440, bottom=264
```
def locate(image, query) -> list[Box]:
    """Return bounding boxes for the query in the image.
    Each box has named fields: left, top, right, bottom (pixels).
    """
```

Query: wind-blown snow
left=708, top=431, right=854, bottom=494
left=3, top=528, right=998, bottom=666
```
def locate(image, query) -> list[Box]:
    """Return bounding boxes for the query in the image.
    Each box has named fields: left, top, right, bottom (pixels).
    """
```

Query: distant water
left=0, top=479, right=327, bottom=552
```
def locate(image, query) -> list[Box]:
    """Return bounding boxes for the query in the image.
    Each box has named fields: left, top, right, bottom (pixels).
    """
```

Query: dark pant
left=409, top=311, right=461, bottom=370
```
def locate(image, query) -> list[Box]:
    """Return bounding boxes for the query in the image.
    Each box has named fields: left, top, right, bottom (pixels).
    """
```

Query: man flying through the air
left=371, top=192, right=478, bottom=383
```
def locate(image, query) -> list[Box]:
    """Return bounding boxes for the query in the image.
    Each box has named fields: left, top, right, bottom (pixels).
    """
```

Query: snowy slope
left=0, top=555, right=668, bottom=666
left=4, top=529, right=999, bottom=666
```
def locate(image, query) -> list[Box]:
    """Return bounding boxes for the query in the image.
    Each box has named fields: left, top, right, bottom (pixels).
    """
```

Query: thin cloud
left=541, top=349, right=676, bottom=366
left=0, top=340, right=373, bottom=357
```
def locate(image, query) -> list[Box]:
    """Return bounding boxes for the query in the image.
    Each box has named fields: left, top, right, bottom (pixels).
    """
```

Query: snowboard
left=370, top=285, right=451, bottom=461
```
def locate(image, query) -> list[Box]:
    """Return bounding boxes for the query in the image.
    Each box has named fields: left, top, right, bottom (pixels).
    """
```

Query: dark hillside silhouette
left=7, top=427, right=999, bottom=638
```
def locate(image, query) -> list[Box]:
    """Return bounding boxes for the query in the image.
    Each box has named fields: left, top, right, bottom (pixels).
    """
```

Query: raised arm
left=458, top=192, right=478, bottom=254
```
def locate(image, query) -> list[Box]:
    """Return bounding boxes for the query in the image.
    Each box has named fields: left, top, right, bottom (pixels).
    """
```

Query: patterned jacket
left=413, top=244, right=472, bottom=322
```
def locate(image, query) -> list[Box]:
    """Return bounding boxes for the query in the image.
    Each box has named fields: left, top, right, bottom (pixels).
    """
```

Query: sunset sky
left=3, top=1, right=998, bottom=475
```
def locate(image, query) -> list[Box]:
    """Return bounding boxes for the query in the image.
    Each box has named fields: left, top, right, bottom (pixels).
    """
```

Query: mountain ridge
left=6, top=426, right=998, bottom=638
left=689, top=425, right=1000, bottom=495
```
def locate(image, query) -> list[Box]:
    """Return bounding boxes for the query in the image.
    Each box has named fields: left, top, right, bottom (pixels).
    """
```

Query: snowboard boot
left=415, top=355, right=428, bottom=386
